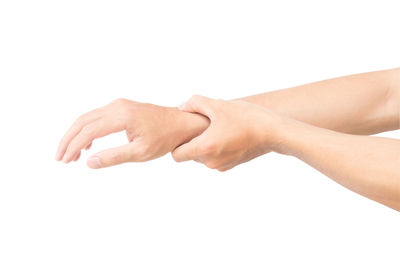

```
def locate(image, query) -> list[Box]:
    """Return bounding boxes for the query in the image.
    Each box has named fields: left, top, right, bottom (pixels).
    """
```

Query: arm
left=56, top=68, right=399, bottom=168
left=238, top=68, right=400, bottom=135
left=172, top=96, right=400, bottom=211
left=274, top=116, right=400, bottom=211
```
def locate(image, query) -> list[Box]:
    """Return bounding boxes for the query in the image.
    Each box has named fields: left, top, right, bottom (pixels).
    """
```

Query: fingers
left=75, top=142, right=92, bottom=162
left=171, top=136, right=203, bottom=162
left=55, top=109, right=103, bottom=161
left=62, top=116, right=125, bottom=163
left=173, top=95, right=218, bottom=162
left=73, top=151, right=81, bottom=162
left=85, top=142, right=92, bottom=150
left=87, top=143, right=137, bottom=169
left=67, top=143, right=91, bottom=162
left=178, top=95, right=217, bottom=119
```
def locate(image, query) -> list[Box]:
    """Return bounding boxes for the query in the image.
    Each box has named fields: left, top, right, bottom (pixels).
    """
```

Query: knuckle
left=171, top=151, right=181, bottom=162
left=114, top=98, right=127, bottom=103
left=114, top=99, right=135, bottom=116
left=109, top=151, right=123, bottom=164
left=112, top=98, right=129, bottom=106
left=205, top=160, right=220, bottom=169
left=189, top=94, right=202, bottom=104
left=75, top=112, right=89, bottom=124
left=80, top=125, right=95, bottom=136
left=190, top=94, right=201, bottom=100
left=199, top=142, right=217, bottom=156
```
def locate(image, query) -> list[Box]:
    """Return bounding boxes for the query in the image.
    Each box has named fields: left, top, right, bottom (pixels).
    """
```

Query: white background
left=0, top=0, right=399, bottom=268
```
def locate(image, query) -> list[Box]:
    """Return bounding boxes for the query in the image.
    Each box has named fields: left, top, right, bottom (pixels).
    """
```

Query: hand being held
left=55, top=98, right=209, bottom=169
left=172, top=95, right=284, bottom=171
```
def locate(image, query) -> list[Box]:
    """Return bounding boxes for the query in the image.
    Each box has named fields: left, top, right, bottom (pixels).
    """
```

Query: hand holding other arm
left=172, top=95, right=400, bottom=211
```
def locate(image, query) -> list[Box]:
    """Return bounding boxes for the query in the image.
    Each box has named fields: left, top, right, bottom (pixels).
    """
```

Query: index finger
left=62, top=116, right=125, bottom=163
left=55, top=108, right=103, bottom=161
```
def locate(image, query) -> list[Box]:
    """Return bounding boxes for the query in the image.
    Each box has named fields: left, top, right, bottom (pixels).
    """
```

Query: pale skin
left=55, top=68, right=400, bottom=211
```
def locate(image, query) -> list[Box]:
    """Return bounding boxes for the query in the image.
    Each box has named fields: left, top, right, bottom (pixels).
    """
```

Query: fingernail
left=87, top=156, right=102, bottom=169
left=178, top=102, right=186, bottom=110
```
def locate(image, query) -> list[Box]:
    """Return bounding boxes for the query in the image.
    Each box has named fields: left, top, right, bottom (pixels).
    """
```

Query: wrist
left=262, top=113, right=303, bottom=156
left=167, top=107, right=210, bottom=148
left=267, top=114, right=333, bottom=158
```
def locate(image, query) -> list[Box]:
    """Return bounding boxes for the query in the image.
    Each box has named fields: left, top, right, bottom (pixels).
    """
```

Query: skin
left=172, top=95, right=400, bottom=211
left=55, top=99, right=209, bottom=168
left=55, top=68, right=399, bottom=209
left=238, top=68, right=400, bottom=135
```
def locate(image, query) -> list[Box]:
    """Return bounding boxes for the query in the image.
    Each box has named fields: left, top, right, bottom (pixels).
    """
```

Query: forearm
left=174, top=68, right=400, bottom=150
left=271, top=116, right=400, bottom=211
left=239, top=68, right=400, bottom=135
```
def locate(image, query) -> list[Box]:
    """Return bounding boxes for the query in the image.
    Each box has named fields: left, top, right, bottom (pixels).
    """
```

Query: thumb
left=87, top=143, right=136, bottom=169
left=172, top=135, right=203, bottom=162
left=179, top=95, right=216, bottom=119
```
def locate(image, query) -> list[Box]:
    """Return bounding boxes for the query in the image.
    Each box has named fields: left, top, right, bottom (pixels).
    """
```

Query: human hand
left=171, top=95, right=284, bottom=171
left=55, top=98, right=209, bottom=168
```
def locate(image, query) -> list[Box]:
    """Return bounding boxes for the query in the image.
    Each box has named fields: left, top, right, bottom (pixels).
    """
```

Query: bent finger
left=85, top=142, right=92, bottom=150
left=56, top=108, right=103, bottom=161
left=73, top=151, right=81, bottom=162
left=171, top=136, right=202, bottom=162
left=179, top=95, right=217, bottom=119
left=63, top=116, right=125, bottom=163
